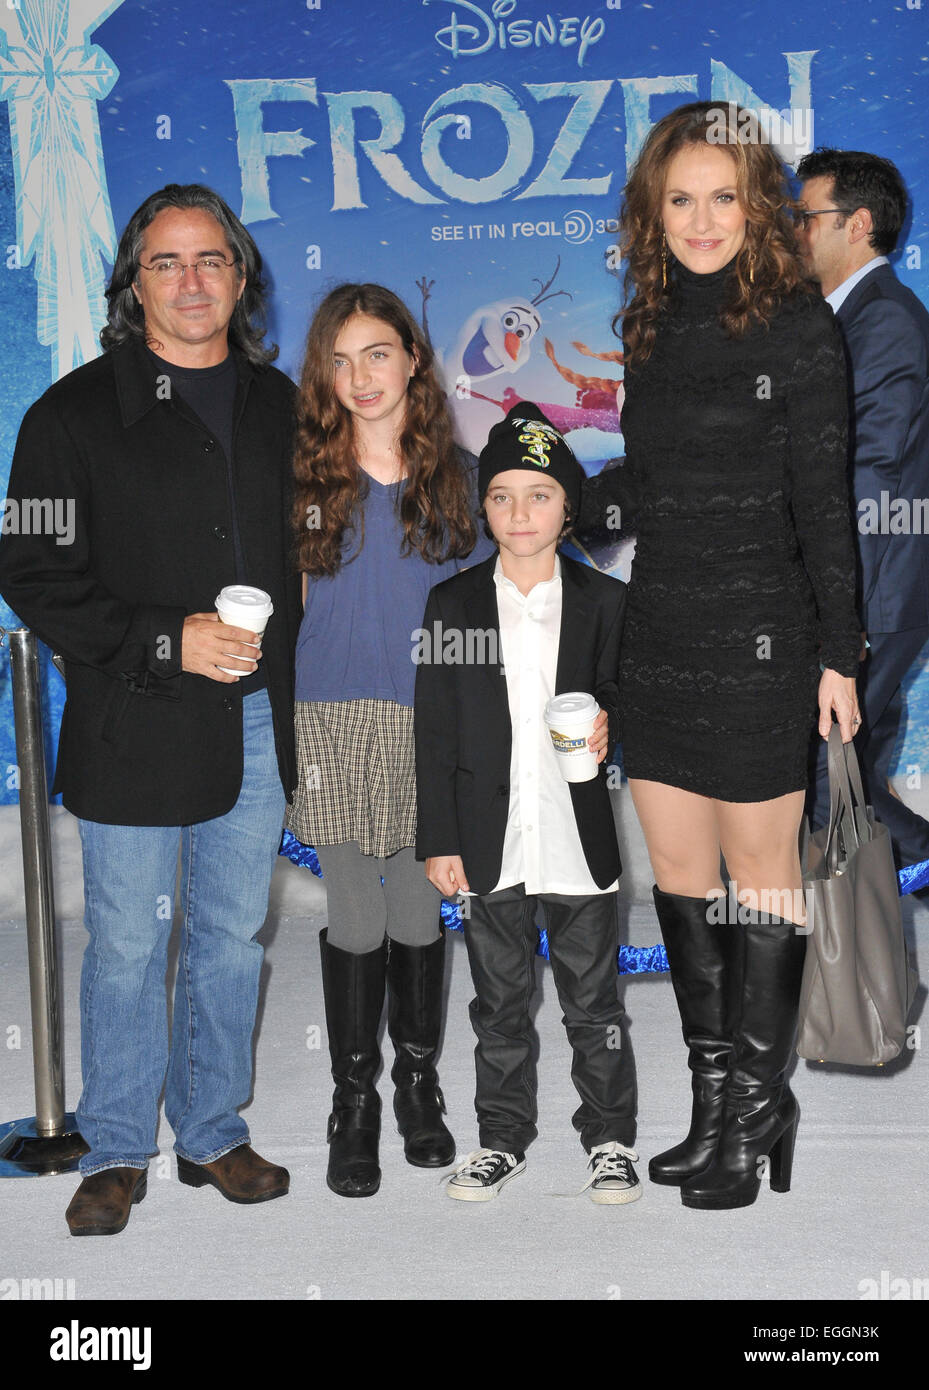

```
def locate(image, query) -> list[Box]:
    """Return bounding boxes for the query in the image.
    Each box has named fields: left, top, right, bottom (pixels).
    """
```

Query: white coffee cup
left=214, top=584, right=274, bottom=676
left=543, top=692, right=600, bottom=783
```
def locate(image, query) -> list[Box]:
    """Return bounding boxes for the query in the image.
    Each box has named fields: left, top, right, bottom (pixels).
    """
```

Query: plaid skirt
left=287, top=699, right=417, bottom=858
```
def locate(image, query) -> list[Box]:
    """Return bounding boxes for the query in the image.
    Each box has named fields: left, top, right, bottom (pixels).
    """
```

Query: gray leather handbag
left=798, top=725, right=917, bottom=1065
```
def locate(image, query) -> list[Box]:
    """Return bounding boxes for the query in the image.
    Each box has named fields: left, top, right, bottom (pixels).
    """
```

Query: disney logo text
left=426, top=0, right=606, bottom=69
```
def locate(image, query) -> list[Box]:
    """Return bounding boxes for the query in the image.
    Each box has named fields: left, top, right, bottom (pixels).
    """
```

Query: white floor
left=0, top=801, right=927, bottom=1303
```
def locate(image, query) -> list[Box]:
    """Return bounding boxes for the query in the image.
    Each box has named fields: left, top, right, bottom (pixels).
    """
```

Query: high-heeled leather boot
left=319, top=929, right=387, bottom=1198
left=681, top=910, right=806, bottom=1210
left=386, top=932, right=456, bottom=1167
left=649, top=886, right=742, bottom=1186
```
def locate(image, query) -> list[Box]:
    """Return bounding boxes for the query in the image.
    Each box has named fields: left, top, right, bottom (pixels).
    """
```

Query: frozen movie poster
left=1, top=0, right=927, bottom=801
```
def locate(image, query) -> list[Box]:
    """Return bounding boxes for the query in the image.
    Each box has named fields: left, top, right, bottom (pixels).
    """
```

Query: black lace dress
left=584, top=259, right=860, bottom=802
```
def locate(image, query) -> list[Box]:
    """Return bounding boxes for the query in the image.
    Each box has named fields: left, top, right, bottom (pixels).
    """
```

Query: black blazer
left=414, top=553, right=626, bottom=895
left=836, top=262, right=929, bottom=634
left=0, top=338, right=300, bottom=825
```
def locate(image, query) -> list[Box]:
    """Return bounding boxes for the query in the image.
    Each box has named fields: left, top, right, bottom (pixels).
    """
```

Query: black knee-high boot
left=681, top=911, right=806, bottom=1210
left=319, top=929, right=387, bottom=1198
left=649, top=886, right=742, bottom=1186
left=386, top=933, right=456, bottom=1167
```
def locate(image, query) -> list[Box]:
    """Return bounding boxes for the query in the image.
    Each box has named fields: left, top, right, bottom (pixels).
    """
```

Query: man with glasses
left=797, top=151, right=929, bottom=870
left=0, top=185, right=300, bottom=1233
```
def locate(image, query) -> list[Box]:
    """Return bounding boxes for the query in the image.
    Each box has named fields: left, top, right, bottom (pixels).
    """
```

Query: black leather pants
left=463, top=885, right=637, bottom=1153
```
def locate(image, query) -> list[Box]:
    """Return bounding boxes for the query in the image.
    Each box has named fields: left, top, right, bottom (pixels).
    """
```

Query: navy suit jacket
left=414, top=553, right=626, bottom=896
left=835, top=262, right=929, bottom=633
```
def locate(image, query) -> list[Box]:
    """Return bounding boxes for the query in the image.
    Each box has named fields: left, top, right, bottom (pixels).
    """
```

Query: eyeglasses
left=137, top=256, right=237, bottom=283
left=796, top=208, right=842, bottom=230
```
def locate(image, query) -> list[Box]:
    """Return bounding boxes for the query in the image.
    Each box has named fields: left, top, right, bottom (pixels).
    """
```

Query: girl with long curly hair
left=289, top=283, right=491, bottom=1198
left=581, top=102, right=861, bottom=1209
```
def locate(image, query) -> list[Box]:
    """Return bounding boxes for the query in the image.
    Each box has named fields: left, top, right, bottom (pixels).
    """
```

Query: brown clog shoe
left=175, top=1144, right=289, bottom=1203
left=65, top=1167, right=147, bottom=1236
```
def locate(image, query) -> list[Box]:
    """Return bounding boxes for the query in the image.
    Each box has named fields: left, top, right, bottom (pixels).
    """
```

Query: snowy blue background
left=1, top=0, right=927, bottom=803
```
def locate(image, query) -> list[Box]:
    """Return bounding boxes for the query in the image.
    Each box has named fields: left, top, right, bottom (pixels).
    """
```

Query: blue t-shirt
left=296, top=468, right=494, bottom=707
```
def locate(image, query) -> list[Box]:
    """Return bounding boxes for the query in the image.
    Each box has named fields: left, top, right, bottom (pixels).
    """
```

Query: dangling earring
left=747, top=248, right=755, bottom=286
left=661, top=233, right=669, bottom=290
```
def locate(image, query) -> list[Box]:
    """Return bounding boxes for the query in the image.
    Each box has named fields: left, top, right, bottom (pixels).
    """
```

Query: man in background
left=798, top=149, right=929, bottom=868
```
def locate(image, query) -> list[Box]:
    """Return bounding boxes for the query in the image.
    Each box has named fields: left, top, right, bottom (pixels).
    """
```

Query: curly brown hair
left=617, top=101, right=812, bottom=365
left=293, top=283, right=477, bottom=576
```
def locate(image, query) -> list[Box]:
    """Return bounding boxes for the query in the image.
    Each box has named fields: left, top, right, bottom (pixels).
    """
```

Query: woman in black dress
left=584, top=102, right=861, bottom=1209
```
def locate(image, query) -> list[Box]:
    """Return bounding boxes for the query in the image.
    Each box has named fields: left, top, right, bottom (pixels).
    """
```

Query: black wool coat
left=0, top=337, right=301, bottom=826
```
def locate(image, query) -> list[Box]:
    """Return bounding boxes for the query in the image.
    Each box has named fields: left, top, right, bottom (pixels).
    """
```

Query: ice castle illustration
left=0, top=0, right=125, bottom=380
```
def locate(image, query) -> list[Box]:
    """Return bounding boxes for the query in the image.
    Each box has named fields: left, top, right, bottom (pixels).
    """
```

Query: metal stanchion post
left=0, top=627, right=87, bottom=1175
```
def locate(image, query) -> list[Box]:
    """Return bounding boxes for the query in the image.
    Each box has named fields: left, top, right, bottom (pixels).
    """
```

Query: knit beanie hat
left=478, top=401, right=583, bottom=518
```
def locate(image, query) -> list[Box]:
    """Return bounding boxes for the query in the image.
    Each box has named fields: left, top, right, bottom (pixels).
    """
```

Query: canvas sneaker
left=582, top=1142, right=642, bottom=1205
left=445, top=1148, right=526, bottom=1202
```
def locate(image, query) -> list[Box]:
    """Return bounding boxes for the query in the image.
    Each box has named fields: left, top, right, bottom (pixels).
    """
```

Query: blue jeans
left=75, top=689, right=286, bottom=1175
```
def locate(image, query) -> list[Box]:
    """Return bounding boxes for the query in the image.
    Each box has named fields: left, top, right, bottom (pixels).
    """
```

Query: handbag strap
left=823, top=725, right=870, bottom=874
left=823, top=783, right=850, bottom=877
left=841, top=727, right=869, bottom=821
left=822, top=727, right=849, bottom=873
left=827, top=724, right=870, bottom=843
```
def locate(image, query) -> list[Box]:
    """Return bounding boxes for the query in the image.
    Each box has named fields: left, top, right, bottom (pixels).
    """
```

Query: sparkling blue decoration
left=535, top=925, right=669, bottom=975
left=618, top=942, right=670, bottom=974
left=280, top=829, right=322, bottom=877
left=439, top=895, right=461, bottom=932
left=898, top=857, right=929, bottom=896
left=281, top=832, right=929, bottom=975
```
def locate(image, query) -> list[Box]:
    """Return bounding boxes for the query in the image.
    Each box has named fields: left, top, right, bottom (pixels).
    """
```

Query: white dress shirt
left=825, top=256, right=889, bottom=314
left=489, top=554, right=618, bottom=896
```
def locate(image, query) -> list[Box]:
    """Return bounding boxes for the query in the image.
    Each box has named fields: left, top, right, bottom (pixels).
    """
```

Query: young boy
left=414, top=401, right=639, bottom=1203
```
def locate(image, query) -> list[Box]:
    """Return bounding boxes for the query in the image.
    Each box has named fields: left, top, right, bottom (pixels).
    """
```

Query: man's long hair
left=100, top=183, right=277, bottom=365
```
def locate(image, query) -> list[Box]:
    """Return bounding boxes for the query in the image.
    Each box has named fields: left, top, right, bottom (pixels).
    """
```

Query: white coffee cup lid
left=544, top=692, right=598, bottom=724
left=216, top=585, right=272, bottom=610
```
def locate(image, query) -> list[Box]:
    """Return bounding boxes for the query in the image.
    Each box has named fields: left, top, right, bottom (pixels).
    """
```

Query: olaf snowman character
left=424, top=260, right=571, bottom=392
left=454, top=298, right=541, bottom=380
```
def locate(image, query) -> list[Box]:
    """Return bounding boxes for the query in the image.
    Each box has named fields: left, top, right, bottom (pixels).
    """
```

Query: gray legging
left=314, top=841, right=443, bottom=954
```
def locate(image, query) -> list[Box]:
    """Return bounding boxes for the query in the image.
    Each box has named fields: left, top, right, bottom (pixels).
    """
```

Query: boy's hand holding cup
left=544, top=692, right=603, bottom=782
left=588, top=707, right=609, bottom=761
